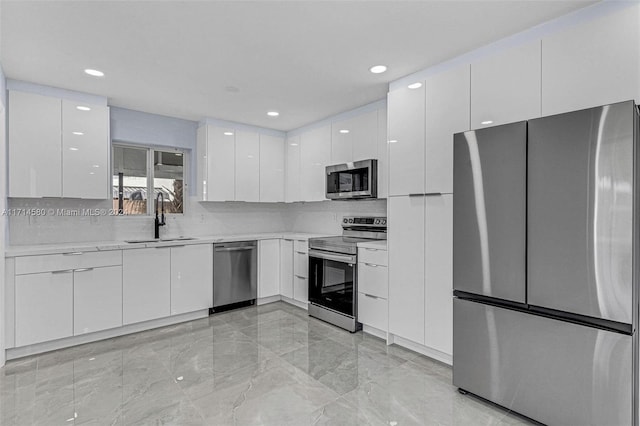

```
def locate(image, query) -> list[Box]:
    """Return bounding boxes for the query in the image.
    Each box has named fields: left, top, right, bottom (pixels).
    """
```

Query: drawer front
left=358, top=292, right=388, bottom=332
left=357, top=263, right=388, bottom=298
left=358, top=247, right=388, bottom=266
left=294, top=239, right=308, bottom=254
left=294, top=252, right=308, bottom=278
left=15, top=250, right=123, bottom=275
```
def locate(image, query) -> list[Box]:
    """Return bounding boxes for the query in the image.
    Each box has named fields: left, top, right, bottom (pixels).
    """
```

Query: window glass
left=154, top=150, right=184, bottom=214
left=112, top=145, right=148, bottom=215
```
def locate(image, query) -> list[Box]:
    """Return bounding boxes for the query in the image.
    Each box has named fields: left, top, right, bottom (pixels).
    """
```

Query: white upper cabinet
left=425, top=65, right=470, bottom=195
left=9, top=91, right=62, bottom=198
left=62, top=99, right=109, bottom=199
left=259, top=134, right=285, bottom=202
left=205, top=125, right=236, bottom=201
left=235, top=130, right=260, bottom=202
left=541, top=4, right=640, bottom=115
left=470, top=41, right=541, bottom=128
left=388, top=84, right=426, bottom=196
left=331, top=118, right=354, bottom=164
left=377, top=107, right=388, bottom=199
left=8, top=90, right=109, bottom=199
left=285, top=135, right=301, bottom=203
left=351, top=109, right=379, bottom=162
left=300, top=125, right=331, bottom=202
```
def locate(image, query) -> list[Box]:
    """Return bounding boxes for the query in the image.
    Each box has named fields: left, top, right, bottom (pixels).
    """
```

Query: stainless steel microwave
left=326, top=159, right=377, bottom=200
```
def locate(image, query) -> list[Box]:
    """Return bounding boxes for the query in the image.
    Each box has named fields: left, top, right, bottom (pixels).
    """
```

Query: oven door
left=308, top=249, right=357, bottom=317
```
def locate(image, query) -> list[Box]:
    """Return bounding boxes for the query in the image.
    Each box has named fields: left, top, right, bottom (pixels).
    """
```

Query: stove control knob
left=374, top=218, right=380, bottom=225
left=348, top=218, right=354, bottom=224
left=343, top=218, right=348, bottom=224
left=382, top=219, right=387, bottom=225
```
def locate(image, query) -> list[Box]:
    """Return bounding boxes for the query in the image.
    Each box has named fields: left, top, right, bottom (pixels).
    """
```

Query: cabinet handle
left=364, top=263, right=378, bottom=267
left=364, top=248, right=379, bottom=251
left=294, top=274, right=306, bottom=279
left=283, top=239, right=294, bottom=242
left=52, top=269, right=73, bottom=274
left=170, top=245, right=186, bottom=248
left=63, top=252, right=83, bottom=256
left=408, top=193, right=423, bottom=197
left=425, top=192, right=443, bottom=196
left=75, top=268, right=94, bottom=272
left=295, top=251, right=306, bottom=255
left=364, top=293, right=379, bottom=299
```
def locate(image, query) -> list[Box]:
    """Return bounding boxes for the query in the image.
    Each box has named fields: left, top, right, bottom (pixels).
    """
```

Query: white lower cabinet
left=15, top=270, right=74, bottom=347
left=293, top=275, right=308, bottom=304
left=258, top=239, right=280, bottom=298
left=280, top=239, right=294, bottom=298
left=293, top=241, right=309, bottom=303
left=357, top=246, right=388, bottom=332
left=123, top=248, right=171, bottom=325
left=74, top=265, right=123, bottom=335
left=170, top=244, right=213, bottom=315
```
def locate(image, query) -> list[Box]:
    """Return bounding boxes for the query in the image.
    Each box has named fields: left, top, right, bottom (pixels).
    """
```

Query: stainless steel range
left=308, top=216, right=387, bottom=332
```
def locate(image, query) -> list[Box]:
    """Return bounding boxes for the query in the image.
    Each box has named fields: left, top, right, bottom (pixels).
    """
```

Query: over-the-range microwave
left=325, top=159, right=377, bottom=200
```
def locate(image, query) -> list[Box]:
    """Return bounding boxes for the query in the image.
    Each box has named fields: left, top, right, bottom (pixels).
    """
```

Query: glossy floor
left=0, top=302, right=534, bottom=425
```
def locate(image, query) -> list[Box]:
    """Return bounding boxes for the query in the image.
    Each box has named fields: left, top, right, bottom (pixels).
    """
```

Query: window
left=112, top=143, right=185, bottom=215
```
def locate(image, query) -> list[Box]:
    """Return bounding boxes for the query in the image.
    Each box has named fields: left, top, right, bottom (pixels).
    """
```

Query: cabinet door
left=258, top=239, right=280, bottom=298
left=376, top=107, right=389, bottom=199
left=285, top=135, right=301, bottom=202
left=352, top=109, right=379, bottom=162
left=207, top=125, right=236, bottom=201
left=331, top=117, right=353, bottom=164
left=62, top=100, right=109, bottom=199
left=388, top=195, right=425, bottom=344
left=123, top=248, right=171, bottom=324
left=300, top=125, right=331, bottom=202
left=15, top=271, right=73, bottom=346
left=293, top=275, right=308, bottom=304
left=259, top=134, right=285, bottom=202
left=388, top=85, right=425, bottom=196
left=8, top=91, right=62, bottom=198
left=280, top=239, right=294, bottom=298
left=425, top=65, right=470, bottom=194
left=470, top=41, right=541, bottom=128
left=424, top=194, right=453, bottom=355
left=196, top=126, right=208, bottom=200
left=541, top=4, right=640, bottom=115
left=74, top=265, right=122, bottom=335
left=235, top=130, right=260, bottom=202
left=170, top=244, right=213, bottom=315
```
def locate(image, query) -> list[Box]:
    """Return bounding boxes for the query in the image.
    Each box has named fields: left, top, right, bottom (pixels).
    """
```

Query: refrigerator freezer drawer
left=453, top=298, right=632, bottom=426
left=453, top=122, right=527, bottom=303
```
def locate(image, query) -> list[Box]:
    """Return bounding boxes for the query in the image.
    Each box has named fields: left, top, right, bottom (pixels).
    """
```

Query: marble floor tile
left=0, top=301, right=537, bottom=426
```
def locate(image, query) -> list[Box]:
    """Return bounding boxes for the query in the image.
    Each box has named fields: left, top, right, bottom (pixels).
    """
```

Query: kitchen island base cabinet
left=74, top=266, right=123, bottom=335
left=15, top=271, right=73, bottom=347
left=170, top=244, right=213, bottom=315
left=123, top=248, right=171, bottom=325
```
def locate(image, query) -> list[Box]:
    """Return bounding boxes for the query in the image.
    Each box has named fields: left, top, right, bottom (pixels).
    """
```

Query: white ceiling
left=1, top=1, right=596, bottom=131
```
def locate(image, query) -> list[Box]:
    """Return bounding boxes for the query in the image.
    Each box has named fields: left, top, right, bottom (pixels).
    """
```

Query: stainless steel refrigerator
left=453, top=101, right=638, bottom=426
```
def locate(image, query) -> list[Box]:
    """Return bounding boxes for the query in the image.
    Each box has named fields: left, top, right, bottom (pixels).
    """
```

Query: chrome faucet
left=155, top=192, right=166, bottom=239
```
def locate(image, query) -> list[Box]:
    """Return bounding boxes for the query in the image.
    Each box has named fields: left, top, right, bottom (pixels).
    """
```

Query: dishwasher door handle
left=215, top=246, right=255, bottom=252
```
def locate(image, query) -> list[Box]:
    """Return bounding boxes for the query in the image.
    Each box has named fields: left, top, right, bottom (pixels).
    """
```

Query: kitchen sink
left=124, top=237, right=197, bottom=243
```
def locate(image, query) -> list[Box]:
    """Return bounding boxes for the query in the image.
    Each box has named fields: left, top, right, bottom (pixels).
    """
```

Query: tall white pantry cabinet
left=387, top=3, right=640, bottom=364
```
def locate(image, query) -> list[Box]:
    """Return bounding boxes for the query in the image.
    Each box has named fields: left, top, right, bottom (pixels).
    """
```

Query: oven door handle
left=308, top=249, right=356, bottom=264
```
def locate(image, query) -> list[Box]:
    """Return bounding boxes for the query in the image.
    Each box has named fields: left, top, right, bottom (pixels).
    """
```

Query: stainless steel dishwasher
left=212, top=241, right=257, bottom=310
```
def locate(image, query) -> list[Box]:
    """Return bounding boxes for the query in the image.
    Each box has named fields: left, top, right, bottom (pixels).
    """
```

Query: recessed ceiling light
left=408, top=82, right=422, bottom=89
left=481, top=120, right=494, bottom=125
left=290, top=143, right=298, bottom=146
left=69, top=147, right=79, bottom=151
left=388, top=140, right=398, bottom=144
left=369, top=65, right=387, bottom=74
left=76, top=106, right=91, bottom=111
left=223, top=131, right=234, bottom=136
left=89, top=172, right=95, bottom=175
left=72, top=131, right=84, bottom=136
left=267, top=111, right=279, bottom=117
left=339, top=129, right=350, bottom=134
left=84, top=69, right=104, bottom=77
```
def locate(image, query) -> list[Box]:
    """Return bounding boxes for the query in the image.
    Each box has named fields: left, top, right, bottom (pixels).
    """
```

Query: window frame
left=111, top=141, right=188, bottom=216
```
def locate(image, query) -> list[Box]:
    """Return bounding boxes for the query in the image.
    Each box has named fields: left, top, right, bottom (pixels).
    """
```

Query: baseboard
left=280, top=296, right=308, bottom=310
left=257, top=295, right=281, bottom=305
left=6, top=309, right=209, bottom=360
left=388, top=334, right=452, bottom=366
left=362, top=324, right=387, bottom=340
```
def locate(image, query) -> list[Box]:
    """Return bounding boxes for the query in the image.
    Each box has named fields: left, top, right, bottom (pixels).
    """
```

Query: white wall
left=284, top=199, right=386, bottom=235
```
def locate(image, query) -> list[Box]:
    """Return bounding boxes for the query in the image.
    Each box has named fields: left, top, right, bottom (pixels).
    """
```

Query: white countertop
left=5, top=232, right=329, bottom=257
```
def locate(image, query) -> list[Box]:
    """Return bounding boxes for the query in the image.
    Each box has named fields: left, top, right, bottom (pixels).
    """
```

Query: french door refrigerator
left=453, top=101, right=638, bottom=426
